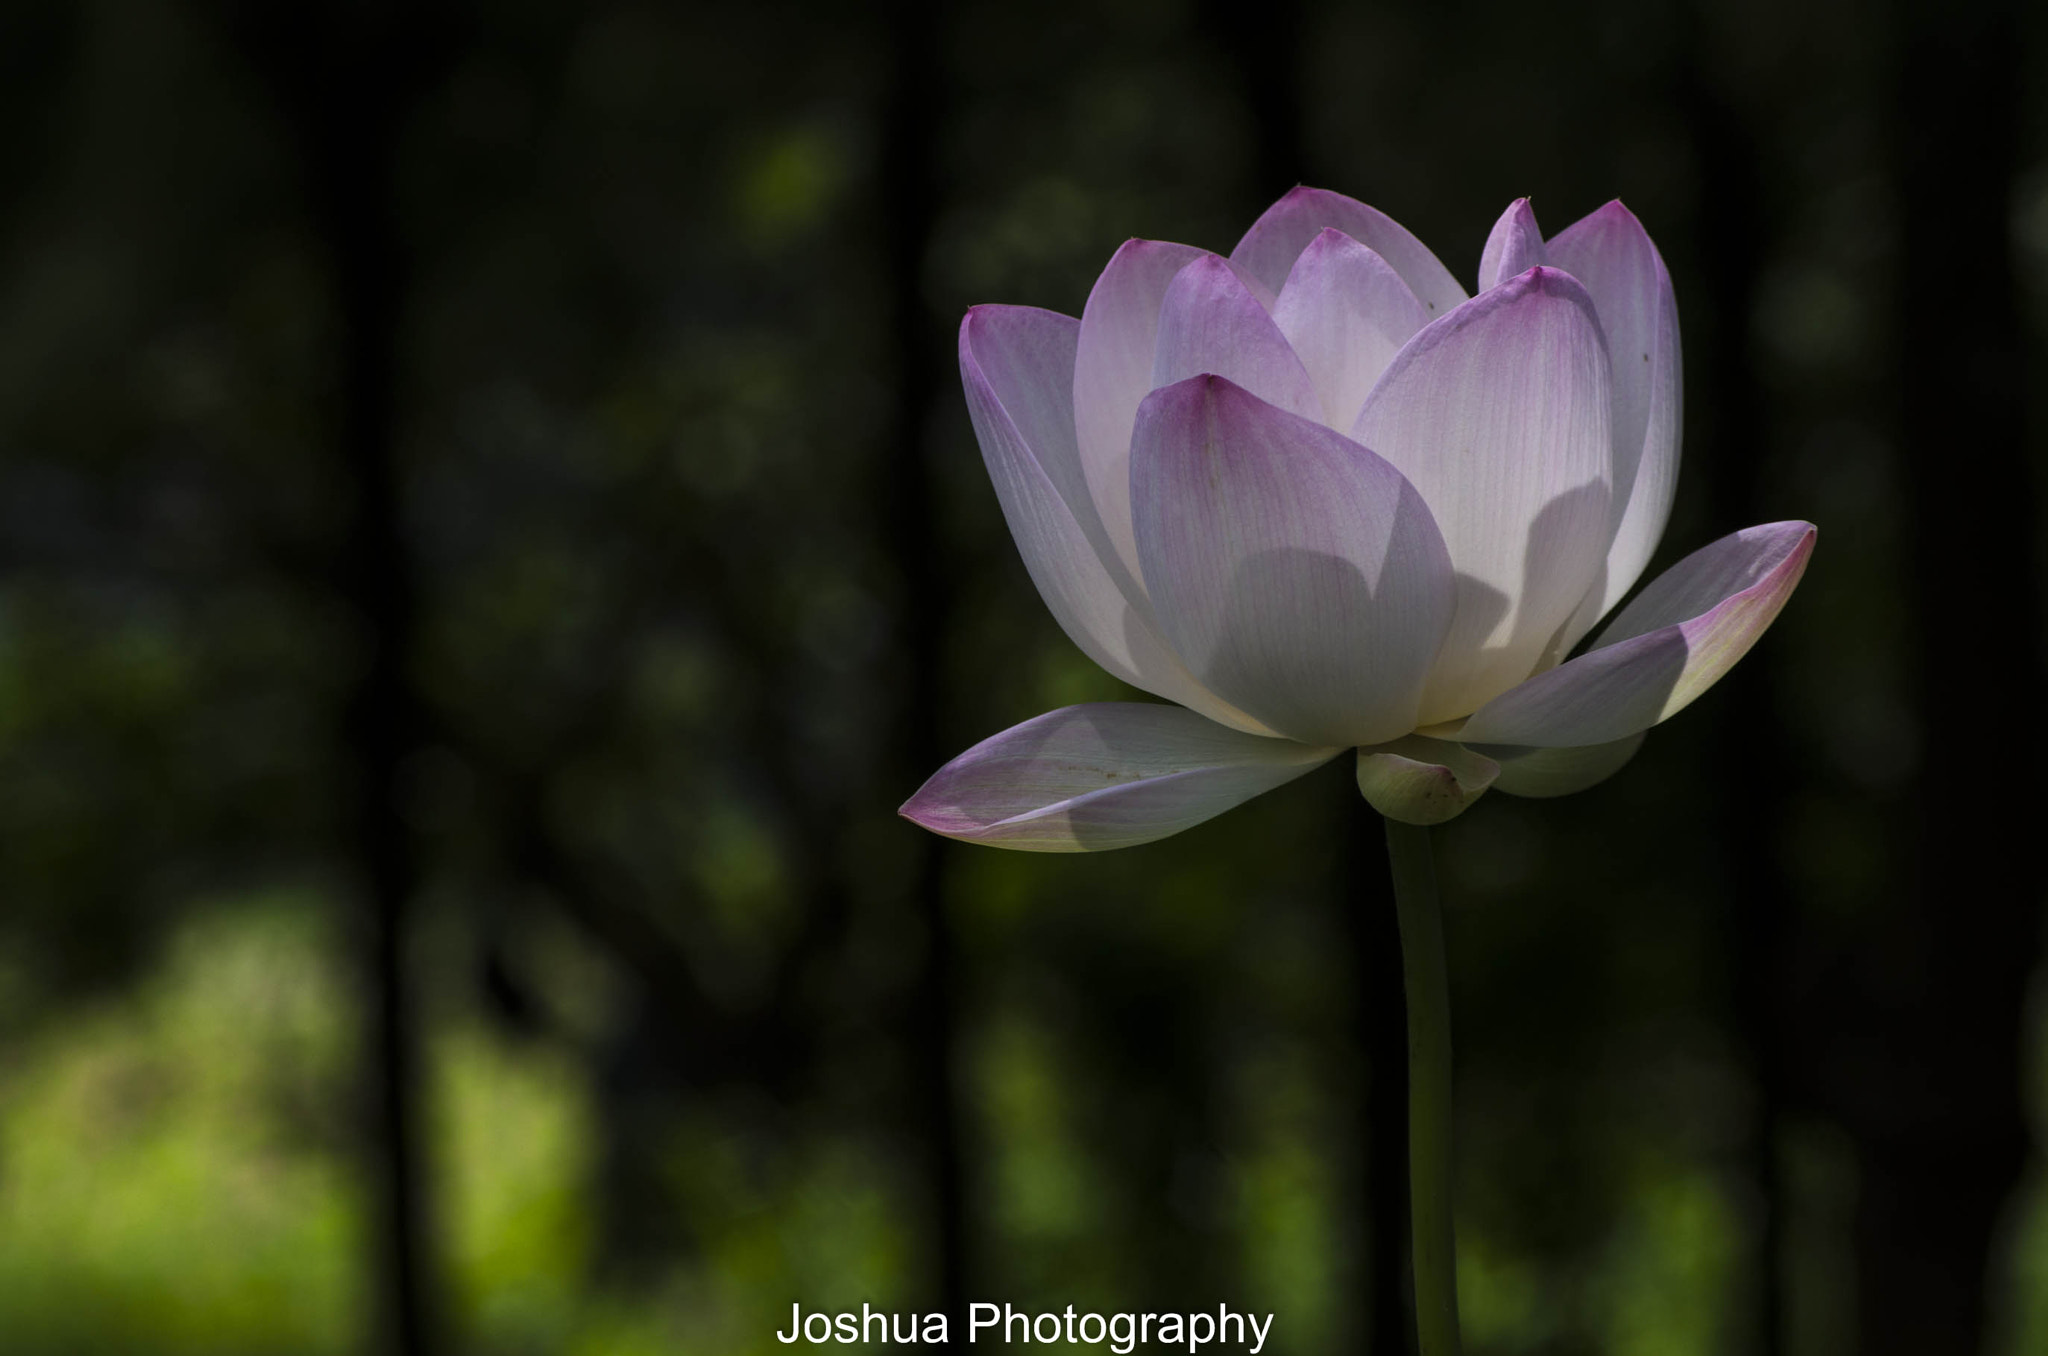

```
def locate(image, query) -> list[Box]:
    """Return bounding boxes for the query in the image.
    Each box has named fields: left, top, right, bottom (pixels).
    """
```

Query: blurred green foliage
left=0, top=897, right=2042, bottom=1353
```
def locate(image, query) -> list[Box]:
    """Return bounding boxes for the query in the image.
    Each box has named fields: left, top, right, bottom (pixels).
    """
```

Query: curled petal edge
left=1454, top=522, right=1816, bottom=748
left=902, top=703, right=1338, bottom=853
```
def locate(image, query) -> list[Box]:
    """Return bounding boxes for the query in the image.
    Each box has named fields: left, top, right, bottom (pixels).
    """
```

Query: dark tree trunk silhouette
left=333, top=130, right=434, bottom=1356
left=1855, top=0, right=2040, bottom=1350
left=1679, top=25, right=1790, bottom=1354
left=220, top=6, right=456, bottom=1352
left=880, top=0, right=970, bottom=1341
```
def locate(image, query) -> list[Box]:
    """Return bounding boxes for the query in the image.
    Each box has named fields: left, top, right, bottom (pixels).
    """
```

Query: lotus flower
left=902, top=189, right=1813, bottom=846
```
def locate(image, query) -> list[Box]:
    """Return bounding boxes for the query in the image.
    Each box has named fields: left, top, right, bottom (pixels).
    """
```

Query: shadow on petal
left=1514, top=479, right=1616, bottom=663
left=1199, top=547, right=1390, bottom=745
left=1457, top=521, right=1813, bottom=746
left=1421, top=479, right=1610, bottom=722
left=1469, top=731, right=1646, bottom=797
left=1458, top=628, right=1688, bottom=746
left=1196, top=490, right=1448, bottom=747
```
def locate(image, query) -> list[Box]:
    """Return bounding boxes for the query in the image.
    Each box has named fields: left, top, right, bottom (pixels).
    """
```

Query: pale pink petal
left=901, top=703, right=1337, bottom=852
left=961, top=306, right=1278, bottom=735
left=1469, top=733, right=1645, bottom=797
left=1130, top=375, right=1455, bottom=747
left=1476, top=197, right=1547, bottom=291
left=1151, top=255, right=1323, bottom=424
left=1272, top=229, right=1432, bottom=432
left=1352, top=267, right=1615, bottom=721
left=1545, top=201, right=1682, bottom=645
left=1454, top=522, right=1815, bottom=747
left=1230, top=186, right=1469, bottom=321
left=1073, top=238, right=1207, bottom=584
left=1354, top=736, right=1499, bottom=825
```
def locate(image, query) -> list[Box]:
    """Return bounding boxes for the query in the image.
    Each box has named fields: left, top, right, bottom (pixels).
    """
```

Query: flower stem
left=1385, top=818, right=1461, bottom=1356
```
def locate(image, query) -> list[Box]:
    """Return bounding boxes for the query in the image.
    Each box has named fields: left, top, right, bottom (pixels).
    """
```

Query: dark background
left=0, top=0, right=2040, bottom=1352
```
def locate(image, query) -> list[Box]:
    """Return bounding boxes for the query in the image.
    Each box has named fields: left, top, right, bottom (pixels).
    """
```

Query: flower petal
left=1230, top=186, right=1469, bottom=321
left=1544, top=201, right=1682, bottom=643
left=901, top=703, right=1337, bottom=852
left=1453, top=522, right=1815, bottom=747
left=1352, top=267, right=1616, bottom=721
left=1470, top=733, right=1645, bottom=797
left=1152, top=254, right=1324, bottom=424
left=1476, top=197, right=1547, bottom=292
left=1131, top=375, right=1455, bottom=747
left=961, top=306, right=1280, bottom=735
left=1272, top=228, right=1432, bottom=432
left=1074, top=238, right=1208, bottom=584
left=1355, top=735, right=1499, bottom=826
left=964, top=306, right=1116, bottom=556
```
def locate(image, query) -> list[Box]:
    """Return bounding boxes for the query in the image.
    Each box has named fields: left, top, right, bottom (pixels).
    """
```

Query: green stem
left=1385, top=818, right=1461, bottom=1356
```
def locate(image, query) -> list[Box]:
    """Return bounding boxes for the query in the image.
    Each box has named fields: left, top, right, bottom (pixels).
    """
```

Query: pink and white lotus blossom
left=902, top=189, right=1814, bottom=845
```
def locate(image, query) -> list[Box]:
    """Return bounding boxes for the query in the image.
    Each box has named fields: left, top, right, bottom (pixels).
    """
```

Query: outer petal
left=1074, top=239, right=1208, bottom=584
left=901, top=703, right=1338, bottom=852
left=1453, top=522, right=1815, bottom=747
left=1477, top=197, right=1547, bottom=292
left=1355, top=735, right=1499, bottom=826
left=1352, top=267, right=1615, bottom=722
left=1545, top=201, right=1682, bottom=643
left=1131, top=375, right=1455, bottom=747
left=1152, top=255, right=1323, bottom=425
left=960, top=307, right=1277, bottom=735
left=1470, top=733, right=1645, bottom=797
left=1230, top=186, right=1470, bottom=321
left=1272, top=228, right=1431, bottom=432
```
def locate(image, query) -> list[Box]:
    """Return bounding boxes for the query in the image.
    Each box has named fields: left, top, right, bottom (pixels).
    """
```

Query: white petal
left=1272, top=228, right=1432, bottom=431
left=1352, top=267, right=1615, bottom=721
left=1130, top=375, right=1454, bottom=747
left=1545, top=201, right=1682, bottom=644
left=1152, top=254, right=1323, bottom=423
left=1470, top=734, right=1645, bottom=797
left=1073, top=238, right=1207, bottom=586
left=960, top=306, right=1278, bottom=735
left=901, top=703, right=1337, bottom=852
left=1454, top=522, right=1815, bottom=746
left=1476, top=197, right=1547, bottom=292
left=1230, top=186, right=1470, bottom=320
